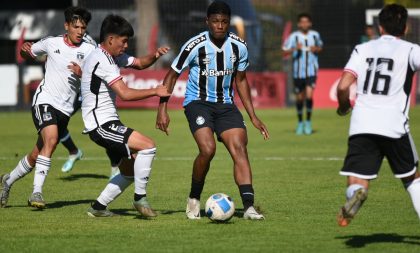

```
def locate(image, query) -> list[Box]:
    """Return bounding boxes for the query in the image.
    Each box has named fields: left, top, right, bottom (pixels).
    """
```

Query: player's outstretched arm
left=111, top=79, right=171, bottom=101
left=156, top=68, right=180, bottom=135
left=20, top=42, right=34, bottom=60
left=336, top=71, right=356, bottom=116
left=130, top=46, right=170, bottom=70
left=235, top=71, right=270, bottom=140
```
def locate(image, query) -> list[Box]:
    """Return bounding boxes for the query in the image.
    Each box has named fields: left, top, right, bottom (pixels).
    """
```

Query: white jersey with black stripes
left=31, top=35, right=96, bottom=116
left=344, top=35, right=420, bottom=138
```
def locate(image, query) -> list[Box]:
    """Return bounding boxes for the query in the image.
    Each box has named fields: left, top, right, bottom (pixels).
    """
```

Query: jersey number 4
left=363, top=57, right=394, bottom=95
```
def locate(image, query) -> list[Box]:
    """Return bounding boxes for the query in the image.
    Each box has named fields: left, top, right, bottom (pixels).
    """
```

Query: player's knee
left=230, top=141, right=247, bottom=157
left=199, top=143, right=216, bottom=159
left=43, top=136, right=59, bottom=149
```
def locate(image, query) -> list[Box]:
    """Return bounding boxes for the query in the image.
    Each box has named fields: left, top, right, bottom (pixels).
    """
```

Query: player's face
left=207, top=14, right=230, bottom=40
left=109, top=35, right=129, bottom=56
left=298, top=17, right=312, bottom=33
left=65, top=19, right=87, bottom=45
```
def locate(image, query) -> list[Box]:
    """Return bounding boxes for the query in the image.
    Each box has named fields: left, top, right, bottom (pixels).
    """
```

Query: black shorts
left=32, top=104, right=70, bottom=139
left=341, top=134, right=419, bottom=179
left=184, top=100, right=246, bottom=141
left=293, top=76, right=317, bottom=94
left=88, top=120, right=134, bottom=166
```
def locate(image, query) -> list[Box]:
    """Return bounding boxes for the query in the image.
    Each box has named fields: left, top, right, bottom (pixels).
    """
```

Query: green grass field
left=1, top=108, right=420, bottom=253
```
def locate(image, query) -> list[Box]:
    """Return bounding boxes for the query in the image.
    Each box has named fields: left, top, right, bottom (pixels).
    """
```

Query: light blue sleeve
left=282, top=33, right=296, bottom=50
left=238, top=44, right=249, bottom=71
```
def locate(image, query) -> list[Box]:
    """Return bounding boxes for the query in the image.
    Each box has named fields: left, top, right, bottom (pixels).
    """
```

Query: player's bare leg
left=29, top=125, right=59, bottom=209
left=295, top=92, right=305, bottom=135
left=127, top=131, right=157, bottom=217
left=186, top=127, right=216, bottom=219
left=402, top=171, right=420, bottom=219
left=220, top=128, right=264, bottom=220
left=337, top=176, right=369, bottom=227
left=304, top=85, right=314, bottom=135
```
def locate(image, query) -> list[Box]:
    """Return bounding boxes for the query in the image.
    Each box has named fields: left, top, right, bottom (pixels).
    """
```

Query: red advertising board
left=314, top=69, right=417, bottom=108
left=117, top=69, right=287, bottom=109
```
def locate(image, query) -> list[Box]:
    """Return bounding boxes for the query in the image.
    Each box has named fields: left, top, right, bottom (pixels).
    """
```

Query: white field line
left=0, top=156, right=344, bottom=161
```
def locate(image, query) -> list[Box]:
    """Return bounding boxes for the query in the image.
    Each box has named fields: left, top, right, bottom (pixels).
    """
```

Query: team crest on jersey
left=202, top=56, right=211, bottom=65
left=196, top=116, right=205, bottom=126
left=77, top=52, right=85, bottom=60
left=43, top=112, right=52, bottom=121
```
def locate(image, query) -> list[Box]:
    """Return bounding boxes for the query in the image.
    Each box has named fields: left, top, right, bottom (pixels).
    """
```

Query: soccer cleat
left=61, top=149, right=83, bottom=173
left=337, top=188, right=368, bottom=227
left=28, top=192, right=46, bottom=209
left=133, top=197, right=157, bottom=217
left=186, top=197, right=201, bottom=219
left=110, top=167, right=120, bottom=180
left=304, top=121, right=313, bottom=135
left=296, top=122, right=304, bottom=135
left=0, top=174, right=11, bottom=208
left=87, top=206, right=116, bottom=217
left=243, top=206, right=265, bottom=220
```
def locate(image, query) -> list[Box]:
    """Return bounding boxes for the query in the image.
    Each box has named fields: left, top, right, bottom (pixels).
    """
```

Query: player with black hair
left=82, top=15, right=170, bottom=217
left=0, top=6, right=95, bottom=209
left=336, top=4, right=420, bottom=226
left=156, top=1, right=269, bottom=220
left=283, top=13, right=323, bottom=135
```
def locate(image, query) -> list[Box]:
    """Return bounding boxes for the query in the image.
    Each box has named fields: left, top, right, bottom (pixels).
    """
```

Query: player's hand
left=155, top=85, right=171, bottom=97
left=310, top=46, right=319, bottom=53
left=296, top=43, right=303, bottom=50
left=251, top=117, right=270, bottom=140
left=68, top=61, right=82, bottom=77
left=337, top=106, right=352, bottom=116
left=21, top=42, right=33, bottom=54
left=156, top=108, right=170, bottom=135
left=155, top=46, right=170, bottom=59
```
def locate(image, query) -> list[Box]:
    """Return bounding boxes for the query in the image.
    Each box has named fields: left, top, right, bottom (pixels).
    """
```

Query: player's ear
left=378, top=25, right=384, bottom=35
left=64, top=22, right=69, bottom=32
left=206, top=17, right=209, bottom=26
left=404, top=25, right=409, bottom=36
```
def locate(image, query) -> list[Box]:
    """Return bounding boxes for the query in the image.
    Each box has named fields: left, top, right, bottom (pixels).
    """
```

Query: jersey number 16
left=363, top=57, right=394, bottom=95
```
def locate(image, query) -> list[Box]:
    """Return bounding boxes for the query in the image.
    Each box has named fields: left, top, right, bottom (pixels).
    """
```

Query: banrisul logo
left=201, top=69, right=235, bottom=77
left=185, top=36, right=206, bottom=52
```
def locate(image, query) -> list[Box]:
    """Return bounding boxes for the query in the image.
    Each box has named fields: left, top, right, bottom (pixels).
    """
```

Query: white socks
left=407, top=178, right=420, bottom=219
left=134, top=148, right=156, bottom=195
left=346, top=184, right=365, bottom=200
left=6, top=156, right=33, bottom=186
left=33, top=155, right=51, bottom=193
left=97, top=174, right=133, bottom=206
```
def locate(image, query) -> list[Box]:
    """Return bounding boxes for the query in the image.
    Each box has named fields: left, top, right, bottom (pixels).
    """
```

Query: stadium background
left=1, top=0, right=420, bottom=109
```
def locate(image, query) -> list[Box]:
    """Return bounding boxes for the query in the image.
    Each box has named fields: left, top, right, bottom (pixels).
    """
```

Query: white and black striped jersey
left=81, top=46, right=130, bottom=132
left=344, top=35, right=420, bottom=138
left=31, top=34, right=96, bottom=116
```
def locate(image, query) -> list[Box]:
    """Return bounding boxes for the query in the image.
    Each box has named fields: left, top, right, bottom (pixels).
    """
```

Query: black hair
left=64, top=6, right=91, bottom=25
left=207, top=1, right=231, bottom=17
left=99, top=14, right=134, bottom=43
left=297, top=13, right=312, bottom=22
left=379, top=4, right=407, bottom=37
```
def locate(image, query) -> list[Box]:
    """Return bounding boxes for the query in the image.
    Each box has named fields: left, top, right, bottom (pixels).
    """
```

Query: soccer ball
left=205, top=193, right=235, bottom=221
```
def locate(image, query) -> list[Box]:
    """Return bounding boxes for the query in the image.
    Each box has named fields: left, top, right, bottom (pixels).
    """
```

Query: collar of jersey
left=381, top=35, right=398, bottom=40
left=99, top=44, right=113, bottom=58
left=63, top=34, right=81, bottom=48
left=206, top=31, right=228, bottom=52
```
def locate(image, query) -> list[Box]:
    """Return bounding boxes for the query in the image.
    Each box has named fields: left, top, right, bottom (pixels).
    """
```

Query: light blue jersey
left=171, top=31, right=249, bottom=106
left=283, top=30, right=323, bottom=79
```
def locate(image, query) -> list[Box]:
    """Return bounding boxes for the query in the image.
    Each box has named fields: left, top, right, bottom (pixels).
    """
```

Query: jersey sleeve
left=171, top=40, right=197, bottom=74
left=115, top=53, right=136, bottom=68
left=95, top=60, right=123, bottom=87
left=344, top=46, right=362, bottom=78
left=409, top=45, right=420, bottom=71
left=30, top=38, right=50, bottom=58
left=238, top=45, right=249, bottom=71
left=314, top=32, right=323, bottom=48
left=282, top=33, right=296, bottom=51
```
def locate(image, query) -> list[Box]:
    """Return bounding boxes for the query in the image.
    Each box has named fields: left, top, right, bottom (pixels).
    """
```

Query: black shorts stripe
left=97, top=128, right=124, bottom=143
left=198, top=46, right=207, bottom=100
left=216, top=51, right=224, bottom=103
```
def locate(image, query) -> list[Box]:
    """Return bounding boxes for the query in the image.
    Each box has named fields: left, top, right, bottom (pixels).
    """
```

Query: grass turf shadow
left=59, top=173, right=109, bottom=181
left=46, top=199, right=95, bottom=209
left=336, top=233, right=420, bottom=248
